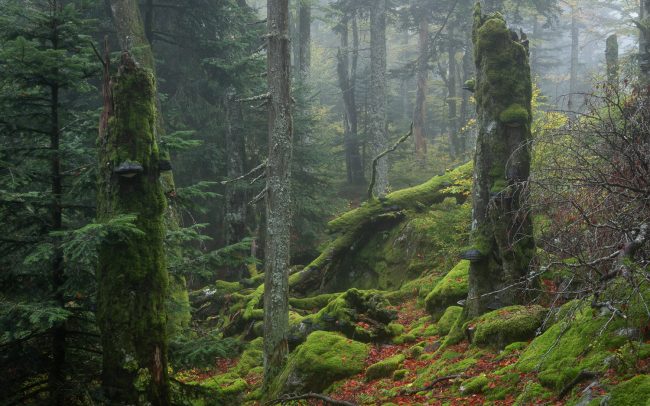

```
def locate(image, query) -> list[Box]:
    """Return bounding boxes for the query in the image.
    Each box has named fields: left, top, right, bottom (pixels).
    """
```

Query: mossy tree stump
left=466, top=5, right=535, bottom=318
left=97, top=52, right=170, bottom=404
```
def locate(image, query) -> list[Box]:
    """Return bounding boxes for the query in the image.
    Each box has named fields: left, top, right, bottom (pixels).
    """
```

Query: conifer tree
left=0, top=1, right=99, bottom=403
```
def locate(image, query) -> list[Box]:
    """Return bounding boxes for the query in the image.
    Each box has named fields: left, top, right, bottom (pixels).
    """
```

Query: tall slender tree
left=413, top=15, right=429, bottom=162
left=263, top=0, right=293, bottom=391
left=638, top=0, right=650, bottom=84
left=368, top=0, right=388, bottom=197
left=465, top=4, right=535, bottom=318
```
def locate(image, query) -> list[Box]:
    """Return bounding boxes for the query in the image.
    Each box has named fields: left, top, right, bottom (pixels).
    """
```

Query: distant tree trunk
left=224, top=99, right=247, bottom=247
left=263, top=0, right=293, bottom=391
left=606, top=34, right=619, bottom=86
left=368, top=0, right=388, bottom=197
left=568, top=4, right=579, bottom=111
left=639, top=0, right=650, bottom=84
left=447, top=24, right=459, bottom=157
left=458, top=31, right=473, bottom=154
left=466, top=6, right=535, bottom=318
left=530, top=15, right=541, bottom=76
left=336, top=14, right=364, bottom=185
left=400, top=30, right=410, bottom=122
left=413, top=18, right=429, bottom=162
left=97, top=52, right=170, bottom=405
left=298, top=0, right=311, bottom=77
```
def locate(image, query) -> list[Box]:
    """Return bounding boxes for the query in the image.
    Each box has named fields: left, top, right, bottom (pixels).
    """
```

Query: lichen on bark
left=97, top=52, right=170, bottom=404
left=465, top=4, right=535, bottom=318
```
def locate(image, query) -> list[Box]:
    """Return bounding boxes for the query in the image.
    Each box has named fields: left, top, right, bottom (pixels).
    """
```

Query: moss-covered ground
left=176, top=167, right=650, bottom=405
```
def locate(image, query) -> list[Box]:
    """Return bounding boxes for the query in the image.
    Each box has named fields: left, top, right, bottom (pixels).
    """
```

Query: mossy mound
left=233, top=337, right=262, bottom=377
left=436, top=305, right=463, bottom=336
left=296, top=288, right=398, bottom=343
left=609, top=375, right=650, bottom=405
left=516, top=301, right=633, bottom=392
left=424, top=261, right=469, bottom=318
left=268, top=331, right=369, bottom=399
left=469, top=305, right=547, bottom=349
left=365, top=354, right=405, bottom=381
left=460, top=373, right=489, bottom=394
left=189, top=372, right=248, bottom=405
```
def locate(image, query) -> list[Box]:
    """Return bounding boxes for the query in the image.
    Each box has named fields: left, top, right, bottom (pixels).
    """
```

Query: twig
left=264, top=392, right=357, bottom=406
left=236, top=92, right=271, bottom=103
left=558, top=370, right=598, bottom=399
left=367, top=123, right=413, bottom=200
left=402, top=374, right=465, bottom=395
left=248, top=187, right=267, bottom=206
left=220, top=160, right=267, bottom=185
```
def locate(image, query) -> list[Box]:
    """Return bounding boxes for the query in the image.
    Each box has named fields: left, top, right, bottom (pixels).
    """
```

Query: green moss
left=499, top=103, right=529, bottom=125
left=514, top=382, right=551, bottom=405
left=537, top=365, right=580, bottom=391
left=392, top=333, right=416, bottom=345
left=213, top=280, right=241, bottom=293
left=408, top=344, right=424, bottom=359
left=243, top=285, right=264, bottom=321
left=393, top=369, right=409, bottom=381
left=517, top=302, right=627, bottom=374
left=424, top=261, right=469, bottom=318
left=460, top=374, right=489, bottom=394
left=167, top=274, right=191, bottom=338
left=233, top=337, right=263, bottom=377
left=436, top=306, right=463, bottom=336
left=312, top=288, right=397, bottom=342
left=268, top=331, right=369, bottom=398
left=470, top=305, right=547, bottom=349
left=609, top=375, right=650, bottom=406
left=289, top=293, right=339, bottom=310
left=366, top=354, right=406, bottom=381
left=387, top=323, right=405, bottom=336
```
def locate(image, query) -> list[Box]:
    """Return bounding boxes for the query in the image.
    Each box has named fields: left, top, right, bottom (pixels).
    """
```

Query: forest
left=1, top=0, right=649, bottom=404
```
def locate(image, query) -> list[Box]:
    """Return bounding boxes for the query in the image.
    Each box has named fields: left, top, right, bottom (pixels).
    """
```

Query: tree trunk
left=466, top=5, right=535, bottom=318
left=447, top=24, right=459, bottom=158
left=337, top=14, right=364, bottom=185
left=413, top=18, right=428, bottom=162
left=640, top=0, right=650, bottom=84
left=368, top=0, right=388, bottom=197
left=483, top=0, right=504, bottom=13
left=568, top=4, right=579, bottom=112
left=97, top=52, right=170, bottom=405
left=224, top=99, right=248, bottom=247
left=606, top=34, right=619, bottom=87
left=106, top=0, right=176, bottom=195
left=298, top=0, right=311, bottom=78
left=263, top=0, right=293, bottom=392
left=458, top=31, right=473, bottom=155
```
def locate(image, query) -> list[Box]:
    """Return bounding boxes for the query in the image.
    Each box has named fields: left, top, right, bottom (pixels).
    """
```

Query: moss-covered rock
left=233, top=337, right=263, bottom=377
left=393, top=369, right=409, bottom=381
left=306, top=288, right=397, bottom=342
left=289, top=293, right=339, bottom=311
left=469, top=305, right=547, bottom=349
left=436, top=305, right=463, bottom=336
left=514, top=382, right=552, bottom=405
left=609, top=375, right=650, bottom=405
left=189, top=372, right=248, bottom=405
left=460, top=373, right=489, bottom=394
left=365, top=354, right=405, bottom=381
left=424, top=261, right=469, bottom=318
left=517, top=302, right=628, bottom=375
left=268, top=331, right=369, bottom=398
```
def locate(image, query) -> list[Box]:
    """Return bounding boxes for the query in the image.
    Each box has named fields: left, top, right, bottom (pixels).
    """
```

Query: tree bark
left=336, top=13, right=364, bottom=185
left=606, top=34, right=618, bottom=87
left=263, top=0, right=293, bottom=392
left=413, top=18, right=429, bottom=162
left=466, top=5, right=535, bottom=318
left=639, top=0, right=650, bottom=84
left=447, top=23, right=459, bottom=157
left=297, top=0, right=311, bottom=78
left=224, top=99, right=248, bottom=247
left=568, top=3, right=579, bottom=112
left=97, top=52, right=170, bottom=405
left=368, top=0, right=388, bottom=197
left=458, top=31, right=473, bottom=154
